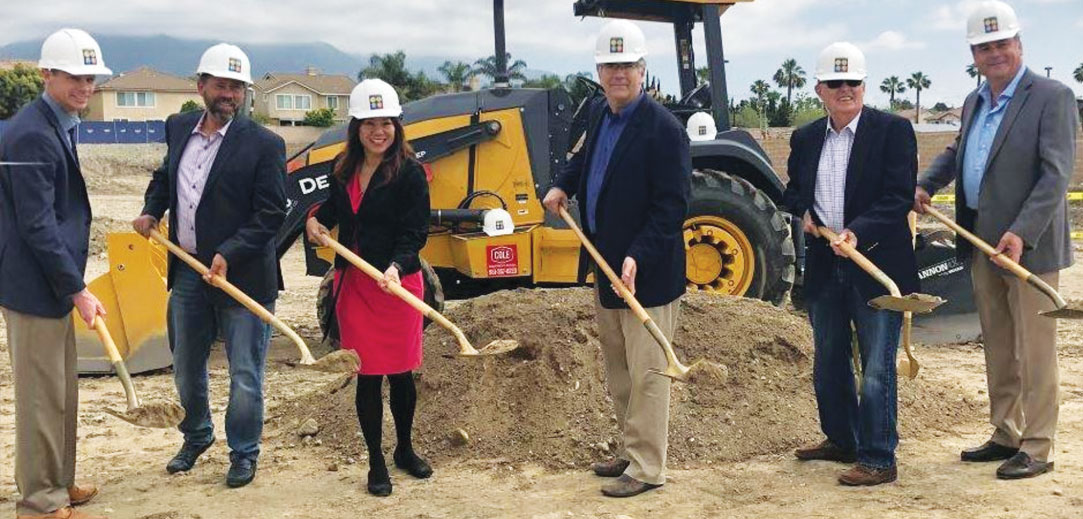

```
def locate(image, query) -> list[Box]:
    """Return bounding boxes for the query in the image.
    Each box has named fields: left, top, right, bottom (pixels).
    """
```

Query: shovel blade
left=1040, top=304, right=1083, bottom=319
left=306, top=350, right=361, bottom=373
left=869, top=293, right=945, bottom=314
left=103, top=401, right=185, bottom=429
left=457, top=339, right=519, bottom=357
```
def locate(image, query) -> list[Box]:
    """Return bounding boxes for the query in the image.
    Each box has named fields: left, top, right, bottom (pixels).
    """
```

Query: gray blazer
left=919, top=68, right=1078, bottom=275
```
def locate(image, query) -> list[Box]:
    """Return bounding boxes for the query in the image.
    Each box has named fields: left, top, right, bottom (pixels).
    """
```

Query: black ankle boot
left=367, top=456, right=392, bottom=496
left=394, top=446, right=433, bottom=479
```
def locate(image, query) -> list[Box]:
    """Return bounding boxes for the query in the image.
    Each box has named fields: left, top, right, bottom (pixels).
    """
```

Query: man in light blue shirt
left=960, top=64, right=1027, bottom=210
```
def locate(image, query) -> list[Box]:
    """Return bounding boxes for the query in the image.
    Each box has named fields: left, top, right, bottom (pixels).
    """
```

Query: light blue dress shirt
left=961, top=65, right=1027, bottom=210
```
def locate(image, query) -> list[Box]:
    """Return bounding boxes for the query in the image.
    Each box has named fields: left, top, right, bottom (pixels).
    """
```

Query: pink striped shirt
left=176, top=114, right=232, bottom=253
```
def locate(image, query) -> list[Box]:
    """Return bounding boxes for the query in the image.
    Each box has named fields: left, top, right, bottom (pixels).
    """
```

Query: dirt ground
left=1, top=145, right=1083, bottom=518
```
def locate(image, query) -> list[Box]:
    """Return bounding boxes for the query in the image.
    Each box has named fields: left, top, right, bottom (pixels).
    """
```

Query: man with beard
left=131, top=43, right=286, bottom=488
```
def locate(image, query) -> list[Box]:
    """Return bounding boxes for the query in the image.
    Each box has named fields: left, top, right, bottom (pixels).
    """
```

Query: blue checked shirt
left=962, top=65, right=1027, bottom=210
left=585, top=93, right=644, bottom=233
left=814, top=111, right=861, bottom=233
left=42, top=92, right=80, bottom=151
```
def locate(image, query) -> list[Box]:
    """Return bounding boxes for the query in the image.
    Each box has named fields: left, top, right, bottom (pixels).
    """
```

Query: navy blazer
left=141, top=111, right=287, bottom=306
left=553, top=95, right=690, bottom=309
left=781, top=107, right=920, bottom=302
left=0, top=97, right=92, bottom=318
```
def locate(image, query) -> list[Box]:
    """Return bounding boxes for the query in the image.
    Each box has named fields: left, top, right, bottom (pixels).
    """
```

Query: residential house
left=926, top=107, right=963, bottom=126
left=86, top=67, right=200, bottom=122
left=253, top=68, right=354, bottom=125
left=0, top=59, right=37, bottom=71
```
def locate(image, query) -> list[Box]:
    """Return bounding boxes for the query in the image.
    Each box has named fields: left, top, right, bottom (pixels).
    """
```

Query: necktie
left=68, top=127, right=79, bottom=165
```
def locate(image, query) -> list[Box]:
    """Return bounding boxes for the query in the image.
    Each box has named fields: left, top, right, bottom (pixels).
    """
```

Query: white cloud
left=925, top=0, right=983, bottom=31
left=862, top=31, right=927, bottom=51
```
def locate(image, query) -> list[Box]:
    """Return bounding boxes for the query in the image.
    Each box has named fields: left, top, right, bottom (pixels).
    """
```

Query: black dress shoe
left=996, top=452, right=1053, bottom=480
left=226, top=456, right=258, bottom=488
left=367, top=461, right=392, bottom=497
left=961, top=441, right=1018, bottom=462
left=592, top=458, right=631, bottom=477
left=166, top=439, right=215, bottom=474
left=394, top=447, right=433, bottom=479
left=601, top=474, right=662, bottom=498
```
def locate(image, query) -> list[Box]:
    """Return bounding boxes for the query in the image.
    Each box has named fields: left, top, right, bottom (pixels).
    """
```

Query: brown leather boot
left=837, top=464, right=897, bottom=486
left=68, top=484, right=99, bottom=506
left=592, top=458, right=630, bottom=477
left=600, top=474, right=661, bottom=497
left=794, top=440, right=857, bottom=463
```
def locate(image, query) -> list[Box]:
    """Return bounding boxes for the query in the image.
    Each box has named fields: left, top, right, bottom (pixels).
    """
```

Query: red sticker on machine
left=487, top=245, right=518, bottom=277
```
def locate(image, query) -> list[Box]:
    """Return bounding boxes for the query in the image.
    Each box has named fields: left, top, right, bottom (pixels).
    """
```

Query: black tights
left=355, top=372, right=417, bottom=466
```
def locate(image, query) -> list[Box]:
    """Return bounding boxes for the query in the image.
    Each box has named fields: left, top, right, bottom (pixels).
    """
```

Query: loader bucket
left=75, top=233, right=173, bottom=375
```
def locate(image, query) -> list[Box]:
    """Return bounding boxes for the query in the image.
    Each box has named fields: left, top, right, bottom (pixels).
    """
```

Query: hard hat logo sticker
left=228, top=58, right=242, bottom=73
left=984, top=17, right=999, bottom=33
left=82, top=49, right=97, bottom=65
left=698, top=126, right=707, bottom=135
left=369, top=95, right=384, bottom=110
left=610, top=37, right=624, bottom=54
left=834, top=58, right=848, bottom=73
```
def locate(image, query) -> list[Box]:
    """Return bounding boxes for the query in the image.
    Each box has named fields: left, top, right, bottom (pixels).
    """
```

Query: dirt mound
left=274, top=288, right=981, bottom=469
left=81, top=143, right=163, bottom=195
left=89, top=216, right=132, bottom=256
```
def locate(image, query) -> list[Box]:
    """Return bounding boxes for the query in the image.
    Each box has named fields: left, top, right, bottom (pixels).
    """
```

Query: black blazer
left=781, top=107, right=919, bottom=302
left=0, top=97, right=92, bottom=317
left=141, top=111, right=287, bottom=306
left=553, top=95, right=690, bottom=309
left=313, top=158, right=429, bottom=275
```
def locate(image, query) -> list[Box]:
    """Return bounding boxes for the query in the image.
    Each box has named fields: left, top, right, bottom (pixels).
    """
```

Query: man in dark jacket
left=131, top=43, right=286, bottom=488
left=543, top=20, right=690, bottom=498
left=782, top=42, right=918, bottom=486
left=0, top=28, right=111, bottom=519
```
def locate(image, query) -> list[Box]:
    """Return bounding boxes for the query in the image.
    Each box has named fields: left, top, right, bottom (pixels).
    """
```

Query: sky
left=2, top=0, right=1081, bottom=108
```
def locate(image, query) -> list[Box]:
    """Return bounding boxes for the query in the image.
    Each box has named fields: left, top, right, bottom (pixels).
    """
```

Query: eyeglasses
left=823, top=79, right=863, bottom=89
left=599, top=62, right=640, bottom=72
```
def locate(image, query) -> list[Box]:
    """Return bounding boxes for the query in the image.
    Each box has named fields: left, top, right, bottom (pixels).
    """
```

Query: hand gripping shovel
left=922, top=204, right=1083, bottom=319
left=558, top=207, right=722, bottom=383
left=315, top=232, right=518, bottom=357
left=147, top=230, right=359, bottom=373
left=95, top=316, right=185, bottom=428
left=818, top=227, right=946, bottom=379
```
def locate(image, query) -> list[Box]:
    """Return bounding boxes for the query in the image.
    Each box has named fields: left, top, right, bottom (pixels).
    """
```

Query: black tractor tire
left=316, top=259, right=445, bottom=348
left=685, top=169, right=795, bottom=305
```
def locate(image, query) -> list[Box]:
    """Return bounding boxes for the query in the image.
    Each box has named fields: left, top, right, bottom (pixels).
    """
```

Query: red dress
left=332, top=175, right=424, bottom=375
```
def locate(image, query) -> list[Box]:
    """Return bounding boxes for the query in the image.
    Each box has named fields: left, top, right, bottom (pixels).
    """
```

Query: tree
left=696, top=66, right=710, bottom=86
left=359, top=50, right=439, bottom=102
left=1074, top=62, right=1083, bottom=84
left=522, top=74, right=562, bottom=90
left=472, top=53, right=528, bottom=83
left=438, top=60, right=472, bottom=92
left=180, top=100, right=202, bottom=113
left=894, top=99, right=915, bottom=110
left=931, top=102, right=950, bottom=112
left=906, top=72, right=931, bottom=123
left=772, top=58, right=807, bottom=105
left=0, top=64, right=44, bottom=119
left=750, top=79, right=771, bottom=130
left=966, top=63, right=982, bottom=88
left=303, top=108, right=336, bottom=127
left=564, top=71, right=596, bottom=106
left=879, top=76, right=906, bottom=111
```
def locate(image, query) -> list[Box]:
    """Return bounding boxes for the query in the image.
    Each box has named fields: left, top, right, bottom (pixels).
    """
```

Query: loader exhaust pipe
left=493, top=0, right=510, bottom=88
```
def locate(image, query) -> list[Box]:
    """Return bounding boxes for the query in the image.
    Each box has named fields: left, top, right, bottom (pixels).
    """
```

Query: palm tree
left=772, top=58, right=807, bottom=105
left=750, top=79, right=771, bottom=129
left=1074, top=62, right=1083, bottom=84
left=438, top=60, right=472, bottom=92
left=906, top=72, right=931, bottom=123
left=472, top=53, right=528, bottom=83
left=359, top=51, right=412, bottom=86
left=966, top=63, right=982, bottom=88
left=879, top=76, right=906, bottom=111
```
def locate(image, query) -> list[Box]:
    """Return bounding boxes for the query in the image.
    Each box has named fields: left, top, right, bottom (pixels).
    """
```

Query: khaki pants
left=595, top=291, right=679, bottom=485
left=2, top=307, right=78, bottom=515
left=970, top=250, right=1060, bottom=461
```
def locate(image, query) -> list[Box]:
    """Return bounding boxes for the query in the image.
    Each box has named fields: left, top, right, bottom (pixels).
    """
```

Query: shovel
left=922, top=204, right=1083, bottom=319
left=315, top=232, right=518, bottom=357
left=94, top=315, right=185, bottom=428
left=147, top=229, right=360, bottom=373
left=557, top=207, right=719, bottom=383
left=818, top=227, right=945, bottom=379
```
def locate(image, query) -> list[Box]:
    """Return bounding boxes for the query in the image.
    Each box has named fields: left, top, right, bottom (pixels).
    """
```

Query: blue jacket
left=781, top=107, right=920, bottom=301
left=0, top=97, right=92, bottom=318
left=554, top=95, right=691, bottom=309
left=141, top=111, right=287, bottom=306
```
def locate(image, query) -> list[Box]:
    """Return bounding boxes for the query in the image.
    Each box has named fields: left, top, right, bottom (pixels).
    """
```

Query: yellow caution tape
left=932, top=192, right=1083, bottom=203
left=1073, top=231, right=1083, bottom=241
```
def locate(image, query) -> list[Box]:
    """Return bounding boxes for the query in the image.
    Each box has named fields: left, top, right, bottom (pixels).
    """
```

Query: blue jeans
left=807, top=265, right=903, bottom=469
left=168, top=264, right=272, bottom=461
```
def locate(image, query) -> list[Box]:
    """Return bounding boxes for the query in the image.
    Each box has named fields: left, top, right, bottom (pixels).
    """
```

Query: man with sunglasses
left=914, top=0, right=1077, bottom=480
left=782, top=42, right=918, bottom=486
left=542, top=19, right=690, bottom=498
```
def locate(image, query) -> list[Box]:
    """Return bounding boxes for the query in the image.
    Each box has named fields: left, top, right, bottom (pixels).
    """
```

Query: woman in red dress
left=305, top=78, right=431, bottom=496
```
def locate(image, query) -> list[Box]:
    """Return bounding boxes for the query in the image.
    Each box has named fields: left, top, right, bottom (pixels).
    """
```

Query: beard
left=205, top=96, right=238, bottom=123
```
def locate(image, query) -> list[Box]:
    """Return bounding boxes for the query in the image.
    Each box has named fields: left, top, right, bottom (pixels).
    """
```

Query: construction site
left=3, top=0, right=1083, bottom=517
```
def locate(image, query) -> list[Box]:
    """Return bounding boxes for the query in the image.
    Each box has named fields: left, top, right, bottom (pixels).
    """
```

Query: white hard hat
left=686, top=112, right=717, bottom=142
left=196, top=43, right=252, bottom=84
left=482, top=209, right=514, bottom=237
left=966, top=1, right=1021, bottom=46
left=814, top=42, right=867, bottom=82
left=349, top=79, right=403, bottom=119
left=595, top=20, right=648, bottom=65
left=38, top=28, right=112, bottom=77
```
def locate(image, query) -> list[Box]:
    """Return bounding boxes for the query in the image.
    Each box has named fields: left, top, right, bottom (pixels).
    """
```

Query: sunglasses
left=824, top=79, right=863, bottom=89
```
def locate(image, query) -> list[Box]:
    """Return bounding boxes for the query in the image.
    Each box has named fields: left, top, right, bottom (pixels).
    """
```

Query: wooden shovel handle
left=817, top=227, right=902, bottom=298
left=93, top=315, right=141, bottom=410
left=558, top=207, right=651, bottom=322
left=147, top=229, right=315, bottom=364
